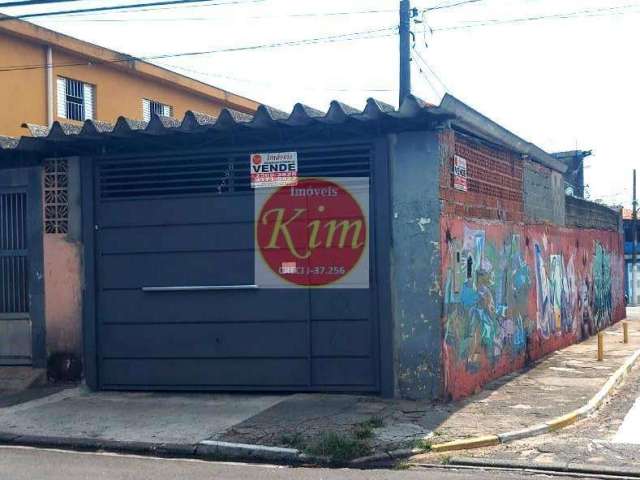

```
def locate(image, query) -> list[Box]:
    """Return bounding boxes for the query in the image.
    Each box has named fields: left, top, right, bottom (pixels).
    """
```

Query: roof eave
left=0, top=15, right=260, bottom=113
left=440, top=94, right=567, bottom=174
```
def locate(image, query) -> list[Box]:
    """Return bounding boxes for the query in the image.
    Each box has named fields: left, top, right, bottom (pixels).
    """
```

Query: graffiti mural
left=593, top=242, right=613, bottom=330
left=443, top=227, right=529, bottom=378
left=443, top=220, right=624, bottom=400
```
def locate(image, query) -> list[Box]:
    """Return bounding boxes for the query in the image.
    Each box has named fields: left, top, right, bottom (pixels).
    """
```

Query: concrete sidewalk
left=218, top=309, right=640, bottom=460
left=0, top=308, right=637, bottom=465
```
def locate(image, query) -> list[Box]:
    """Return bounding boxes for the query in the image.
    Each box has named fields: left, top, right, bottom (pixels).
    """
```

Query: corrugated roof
left=0, top=95, right=448, bottom=157
left=0, top=94, right=565, bottom=175
left=0, top=136, right=18, bottom=149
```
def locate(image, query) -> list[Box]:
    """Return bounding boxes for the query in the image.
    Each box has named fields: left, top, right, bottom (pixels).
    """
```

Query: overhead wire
left=411, top=47, right=449, bottom=94
left=162, top=61, right=393, bottom=93
left=0, top=26, right=397, bottom=72
left=426, top=0, right=484, bottom=11
left=0, top=0, right=261, bottom=21
left=0, top=0, right=82, bottom=7
left=414, top=61, right=440, bottom=98
left=433, top=3, right=640, bottom=31
left=41, top=8, right=397, bottom=22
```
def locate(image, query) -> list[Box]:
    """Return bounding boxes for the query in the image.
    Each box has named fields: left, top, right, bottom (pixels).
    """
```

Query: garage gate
left=92, top=143, right=380, bottom=391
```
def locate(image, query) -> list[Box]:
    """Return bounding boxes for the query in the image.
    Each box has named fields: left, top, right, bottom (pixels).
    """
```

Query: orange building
left=0, top=16, right=260, bottom=372
left=0, top=15, right=259, bottom=137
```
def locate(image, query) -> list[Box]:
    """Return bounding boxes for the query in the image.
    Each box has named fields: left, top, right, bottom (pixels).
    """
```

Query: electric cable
left=0, top=0, right=261, bottom=21
left=0, top=26, right=397, bottom=72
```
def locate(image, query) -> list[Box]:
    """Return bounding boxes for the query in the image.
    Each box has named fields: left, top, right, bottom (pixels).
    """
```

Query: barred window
left=44, top=159, right=69, bottom=234
left=142, top=98, right=172, bottom=121
left=57, top=77, right=95, bottom=121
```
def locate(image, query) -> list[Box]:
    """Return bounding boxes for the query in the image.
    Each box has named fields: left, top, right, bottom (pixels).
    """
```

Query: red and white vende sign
left=453, top=155, right=468, bottom=192
left=250, top=152, right=298, bottom=188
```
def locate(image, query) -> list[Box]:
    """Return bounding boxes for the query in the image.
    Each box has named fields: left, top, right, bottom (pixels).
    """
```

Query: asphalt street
left=613, top=395, right=640, bottom=445
left=0, top=446, right=579, bottom=480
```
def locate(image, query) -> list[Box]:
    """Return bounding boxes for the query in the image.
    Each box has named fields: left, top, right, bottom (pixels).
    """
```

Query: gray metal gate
left=0, top=190, right=32, bottom=365
left=93, top=144, right=379, bottom=391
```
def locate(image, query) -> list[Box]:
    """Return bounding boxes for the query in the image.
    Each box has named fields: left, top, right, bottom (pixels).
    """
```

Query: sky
left=4, top=0, right=640, bottom=207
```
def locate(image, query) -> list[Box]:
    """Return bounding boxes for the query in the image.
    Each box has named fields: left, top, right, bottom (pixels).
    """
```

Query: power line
left=57, top=0, right=252, bottom=17
left=427, top=0, right=484, bottom=11
left=411, top=47, right=449, bottom=94
left=433, top=3, right=640, bottom=31
left=414, top=62, right=440, bottom=98
left=0, top=26, right=397, bottom=72
left=0, top=0, right=82, bottom=7
left=41, top=8, right=397, bottom=22
left=0, top=0, right=259, bottom=21
left=163, top=61, right=393, bottom=93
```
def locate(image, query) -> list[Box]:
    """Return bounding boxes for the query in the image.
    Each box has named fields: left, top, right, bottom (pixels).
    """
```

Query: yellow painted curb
left=404, top=345, right=640, bottom=465
left=429, top=435, right=500, bottom=453
left=546, top=411, right=579, bottom=432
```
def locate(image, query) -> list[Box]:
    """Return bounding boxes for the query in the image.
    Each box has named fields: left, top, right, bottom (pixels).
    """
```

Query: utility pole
left=399, top=0, right=411, bottom=106
left=632, top=169, right=638, bottom=306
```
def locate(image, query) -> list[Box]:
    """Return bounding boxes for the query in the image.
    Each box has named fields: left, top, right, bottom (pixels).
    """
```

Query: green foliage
left=414, top=438, right=432, bottom=451
left=280, top=432, right=305, bottom=450
left=353, top=416, right=384, bottom=440
left=305, top=432, right=371, bottom=464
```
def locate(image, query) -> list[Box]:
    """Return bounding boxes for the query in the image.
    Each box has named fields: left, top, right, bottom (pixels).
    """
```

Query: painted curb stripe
left=411, top=346, right=640, bottom=460
left=497, top=423, right=549, bottom=443
left=546, top=412, right=579, bottom=432
left=429, top=435, right=500, bottom=453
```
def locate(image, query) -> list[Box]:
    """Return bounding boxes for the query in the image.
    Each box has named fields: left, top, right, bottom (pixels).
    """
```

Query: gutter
left=439, top=94, right=567, bottom=174
left=45, top=45, right=53, bottom=127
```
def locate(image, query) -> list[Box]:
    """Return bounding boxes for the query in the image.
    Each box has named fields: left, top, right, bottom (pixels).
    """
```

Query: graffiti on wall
left=443, top=226, right=529, bottom=374
left=443, top=221, right=623, bottom=400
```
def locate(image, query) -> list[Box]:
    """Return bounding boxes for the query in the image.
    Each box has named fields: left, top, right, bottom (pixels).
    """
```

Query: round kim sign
left=255, top=178, right=368, bottom=287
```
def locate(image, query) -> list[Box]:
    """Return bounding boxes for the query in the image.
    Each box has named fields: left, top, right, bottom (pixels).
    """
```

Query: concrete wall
left=388, top=131, right=443, bottom=399
left=43, top=158, right=82, bottom=357
left=523, top=159, right=566, bottom=225
left=0, top=31, right=48, bottom=136
left=566, top=196, right=621, bottom=232
left=441, top=220, right=625, bottom=400
left=0, top=29, right=258, bottom=137
left=437, top=129, right=625, bottom=400
left=53, top=50, right=230, bottom=127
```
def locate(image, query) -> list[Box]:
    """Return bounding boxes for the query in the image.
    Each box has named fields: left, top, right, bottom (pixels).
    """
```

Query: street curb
left=446, top=456, right=640, bottom=478
left=197, top=440, right=300, bottom=463
left=407, top=347, right=640, bottom=460
left=0, top=433, right=304, bottom=464
left=430, top=435, right=500, bottom=453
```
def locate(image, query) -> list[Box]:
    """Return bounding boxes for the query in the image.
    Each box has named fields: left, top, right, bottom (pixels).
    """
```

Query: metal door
left=0, top=190, right=32, bottom=365
left=93, top=144, right=378, bottom=391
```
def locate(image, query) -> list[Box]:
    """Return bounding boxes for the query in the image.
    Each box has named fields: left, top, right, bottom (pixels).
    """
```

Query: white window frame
left=142, top=98, right=173, bottom=121
left=56, top=76, right=95, bottom=121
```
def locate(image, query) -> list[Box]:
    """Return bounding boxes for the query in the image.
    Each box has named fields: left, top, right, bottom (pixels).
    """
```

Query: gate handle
left=142, top=285, right=258, bottom=292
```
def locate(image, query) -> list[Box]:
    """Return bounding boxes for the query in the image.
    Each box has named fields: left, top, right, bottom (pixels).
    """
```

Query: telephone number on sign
left=278, top=265, right=347, bottom=276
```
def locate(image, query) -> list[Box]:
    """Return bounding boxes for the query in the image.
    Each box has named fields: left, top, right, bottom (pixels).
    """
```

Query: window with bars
left=142, top=98, right=172, bottom=121
left=57, top=77, right=95, bottom=121
left=44, top=159, right=69, bottom=234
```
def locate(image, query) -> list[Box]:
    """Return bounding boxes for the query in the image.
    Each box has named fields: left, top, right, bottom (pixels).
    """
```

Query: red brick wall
left=440, top=130, right=524, bottom=223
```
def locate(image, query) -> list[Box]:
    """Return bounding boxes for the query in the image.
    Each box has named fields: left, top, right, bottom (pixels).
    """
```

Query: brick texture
left=440, top=130, right=524, bottom=222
